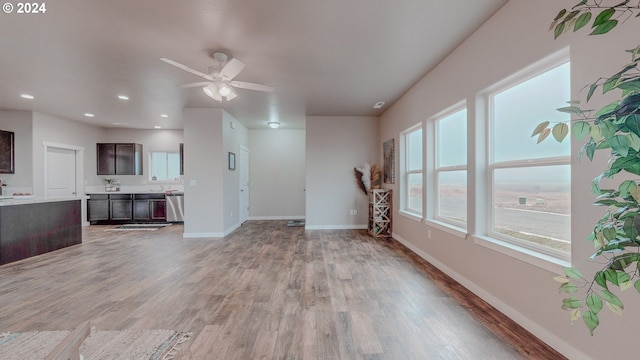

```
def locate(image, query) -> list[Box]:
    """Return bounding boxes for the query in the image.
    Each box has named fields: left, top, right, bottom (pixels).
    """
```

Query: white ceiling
left=0, top=0, right=507, bottom=130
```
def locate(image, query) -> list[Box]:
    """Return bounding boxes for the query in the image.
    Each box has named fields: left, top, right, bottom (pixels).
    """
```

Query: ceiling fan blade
left=230, top=81, right=274, bottom=92
left=180, top=82, right=211, bottom=88
left=220, top=58, right=245, bottom=81
left=160, top=58, right=214, bottom=81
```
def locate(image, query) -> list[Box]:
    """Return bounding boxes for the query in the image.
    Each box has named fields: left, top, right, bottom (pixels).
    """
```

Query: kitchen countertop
left=0, top=195, right=85, bottom=206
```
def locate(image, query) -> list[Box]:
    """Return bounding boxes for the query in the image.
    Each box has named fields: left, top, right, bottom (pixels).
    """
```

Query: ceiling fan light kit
left=161, top=51, right=274, bottom=103
left=268, top=121, right=280, bottom=129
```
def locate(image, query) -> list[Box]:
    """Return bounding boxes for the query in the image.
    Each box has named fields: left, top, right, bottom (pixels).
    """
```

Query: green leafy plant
left=534, top=1, right=640, bottom=334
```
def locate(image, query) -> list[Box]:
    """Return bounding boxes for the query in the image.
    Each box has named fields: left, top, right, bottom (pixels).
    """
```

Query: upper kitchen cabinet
left=0, top=130, right=15, bottom=174
left=97, top=143, right=143, bottom=175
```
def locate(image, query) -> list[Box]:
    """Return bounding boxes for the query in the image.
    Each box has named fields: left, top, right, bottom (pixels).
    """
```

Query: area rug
left=0, top=328, right=190, bottom=360
left=105, top=223, right=172, bottom=231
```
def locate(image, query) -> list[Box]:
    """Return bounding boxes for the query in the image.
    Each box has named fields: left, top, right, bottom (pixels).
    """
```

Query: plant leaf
left=574, top=12, right=592, bottom=32
left=595, top=271, right=608, bottom=289
left=553, top=276, right=570, bottom=284
left=554, top=8, right=567, bottom=21
left=609, top=135, right=630, bottom=157
left=560, top=282, right=579, bottom=293
left=554, top=22, right=566, bottom=39
left=531, top=121, right=550, bottom=137
left=586, top=141, right=596, bottom=161
left=590, top=125, right=603, bottom=141
left=591, top=19, right=618, bottom=35
left=552, top=123, right=570, bottom=142
left=562, top=297, right=582, bottom=309
left=587, top=82, right=598, bottom=102
left=592, top=8, right=615, bottom=28
left=603, top=74, right=621, bottom=94
left=595, top=101, right=620, bottom=120
left=586, top=294, right=603, bottom=313
left=557, top=106, right=583, bottom=115
left=619, top=180, right=637, bottom=198
left=626, top=114, right=640, bottom=137
left=570, top=308, right=581, bottom=325
left=563, top=267, right=583, bottom=279
left=537, top=128, right=551, bottom=143
left=600, top=289, right=624, bottom=308
left=630, top=185, right=640, bottom=202
left=582, top=311, right=599, bottom=335
left=572, top=121, right=591, bottom=141
left=634, top=279, right=640, bottom=293
left=605, top=302, right=623, bottom=316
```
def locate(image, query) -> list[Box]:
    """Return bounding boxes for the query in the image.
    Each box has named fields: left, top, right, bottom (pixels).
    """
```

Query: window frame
left=433, top=107, right=468, bottom=229
left=148, top=150, right=181, bottom=183
left=400, top=124, right=424, bottom=218
left=485, top=53, right=571, bottom=262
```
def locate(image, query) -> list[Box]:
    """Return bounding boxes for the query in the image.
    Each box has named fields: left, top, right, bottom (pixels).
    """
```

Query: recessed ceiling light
left=160, top=114, right=169, bottom=118
left=117, top=95, right=129, bottom=100
left=84, top=113, right=95, bottom=118
left=20, top=94, right=35, bottom=99
left=373, top=101, right=385, bottom=109
left=154, top=125, right=162, bottom=129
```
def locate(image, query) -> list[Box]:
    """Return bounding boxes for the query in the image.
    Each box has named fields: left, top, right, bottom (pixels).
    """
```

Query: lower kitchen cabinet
left=88, top=193, right=166, bottom=224
left=133, top=194, right=166, bottom=221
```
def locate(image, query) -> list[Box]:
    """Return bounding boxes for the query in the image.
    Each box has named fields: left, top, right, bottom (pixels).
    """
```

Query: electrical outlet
left=428, top=229, right=432, bottom=239
left=349, top=209, right=357, bottom=215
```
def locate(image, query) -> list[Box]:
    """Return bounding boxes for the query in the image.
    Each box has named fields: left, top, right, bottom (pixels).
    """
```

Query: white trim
left=305, top=224, right=367, bottom=230
left=183, top=232, right=225, bottom=238
left=399, top=210, right=422, bottom=222
left=248, top=215, right=305, bottom=220
left=473, top=235, right=569, bottom=273
left=392, top=232, right=594, bottom=360
left=224, top=222, right=241, bottom=236
left=424, top=219, right=467, bottom=240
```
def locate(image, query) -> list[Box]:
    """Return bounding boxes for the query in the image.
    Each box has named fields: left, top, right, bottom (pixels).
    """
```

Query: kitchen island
left=0, top=197, right=82, bottom=265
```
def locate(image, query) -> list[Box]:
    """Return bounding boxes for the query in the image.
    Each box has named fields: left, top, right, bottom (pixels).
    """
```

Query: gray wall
left=248, top=129, right=306, bottom=219
left=305, top=116, right=379, bottom=229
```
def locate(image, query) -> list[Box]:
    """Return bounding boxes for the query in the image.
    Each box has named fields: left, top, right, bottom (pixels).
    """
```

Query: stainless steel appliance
left=166, top=192, right=184, bottom=222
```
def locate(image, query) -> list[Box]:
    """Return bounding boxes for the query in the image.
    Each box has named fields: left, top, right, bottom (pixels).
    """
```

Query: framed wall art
left=383, top=138, right=395, bottom=184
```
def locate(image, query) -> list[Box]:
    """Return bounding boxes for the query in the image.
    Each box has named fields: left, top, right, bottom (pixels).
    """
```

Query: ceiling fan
left=160, top=51, right=274, bottom=102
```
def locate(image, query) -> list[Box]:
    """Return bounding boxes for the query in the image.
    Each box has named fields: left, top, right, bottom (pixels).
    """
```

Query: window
left=488, top=60, right=571, bottom=257
left=149, top=151, right=181, bottom=182
left=401, top=125, right=423, bottom=216
left=435, top=108, right=467, bottom=227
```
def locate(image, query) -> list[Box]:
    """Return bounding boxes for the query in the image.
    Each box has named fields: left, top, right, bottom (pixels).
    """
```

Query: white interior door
left=239, top=147, right=250, bottom=223
left=46, top=147, right=77, bottom=197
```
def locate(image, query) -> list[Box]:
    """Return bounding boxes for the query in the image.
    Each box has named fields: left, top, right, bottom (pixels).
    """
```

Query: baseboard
left=224, top=223, right=241, bottom=236
left=392, top=232, right=593, bottom=360
left=248, top=216, right=306, bottom=220
left=305, top=224, right=368, bottom=230
left=183, top=232, right=224, bottom=238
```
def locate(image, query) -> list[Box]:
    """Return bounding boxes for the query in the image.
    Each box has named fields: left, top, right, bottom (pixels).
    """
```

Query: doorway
left=43, top=142, right=84, bottom=198
left=239, top=146, right=250, bottom=224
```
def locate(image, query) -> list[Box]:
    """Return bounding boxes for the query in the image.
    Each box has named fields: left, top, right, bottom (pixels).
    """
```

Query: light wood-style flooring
left=0, top=221, right=565, bottom=359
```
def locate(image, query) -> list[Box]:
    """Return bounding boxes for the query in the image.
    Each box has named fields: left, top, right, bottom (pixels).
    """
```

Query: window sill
left=424, top=219, right=467, bottom=240
left=399, top=210, right=423, bottom=223
left=472, top=235, right=570, bottom=275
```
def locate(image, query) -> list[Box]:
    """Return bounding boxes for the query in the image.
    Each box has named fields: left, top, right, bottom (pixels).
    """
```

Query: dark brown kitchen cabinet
left=0, top=130, right=15, bottom=174
left=133, top=194, right=166, bottom=221
left=110, top=194, right=133, bottom=220
left=88, top=193, right=166, bottom=224
left=97, top=143, right=143, bottom=175
left=87, top=194, right=109, bottom=221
